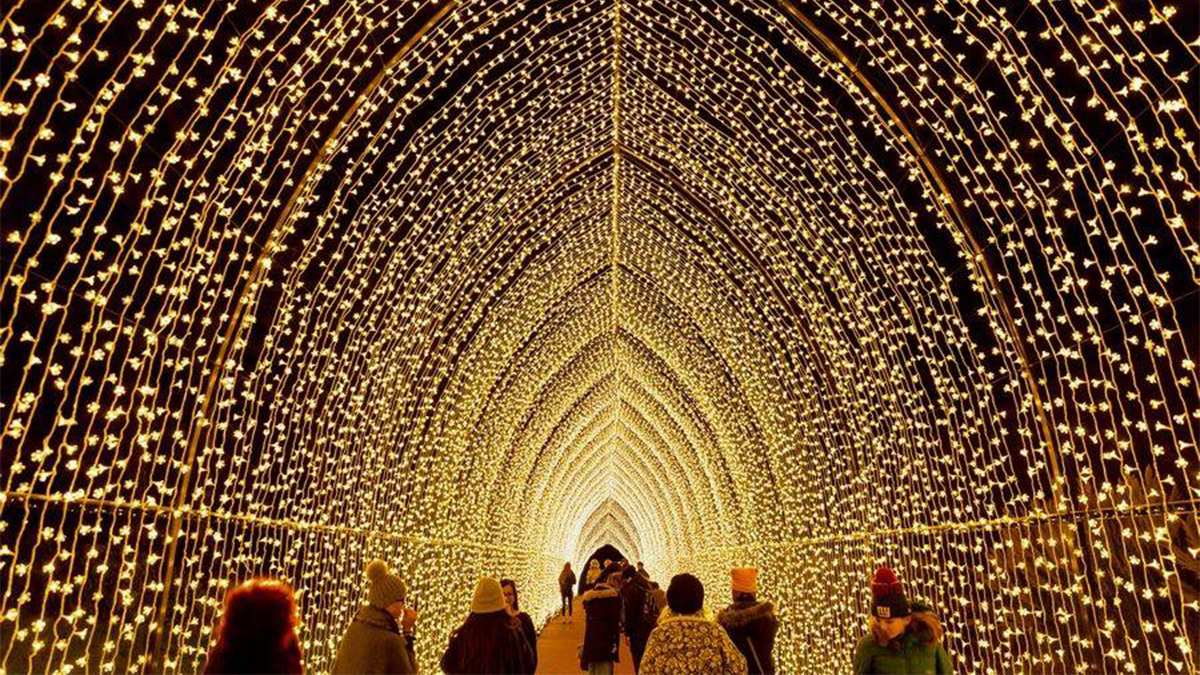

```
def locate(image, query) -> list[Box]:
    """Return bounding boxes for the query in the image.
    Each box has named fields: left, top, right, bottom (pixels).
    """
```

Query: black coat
left=620, top=574, right=653, bottom=641
left=580, top=584, right=622, bottom=668
left=559, top=570, right=577, bottom=595
left=440, top=611, right=535, bottom=675
left=515, top=611, right=538, bottom=674
left=717, top=600, right=779, bottom=675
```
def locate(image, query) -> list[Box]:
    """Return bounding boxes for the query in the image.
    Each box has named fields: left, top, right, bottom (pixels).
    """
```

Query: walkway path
left=536, top=597, right=635, bottom=675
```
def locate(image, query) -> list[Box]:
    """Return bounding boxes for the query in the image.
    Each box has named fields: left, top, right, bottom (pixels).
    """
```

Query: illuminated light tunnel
left=0, top=0, right=1197, bottom=672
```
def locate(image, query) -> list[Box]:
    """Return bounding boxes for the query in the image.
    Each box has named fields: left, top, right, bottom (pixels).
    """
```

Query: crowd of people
left=200, top=558, right=952, bottom=674
left=570, top=559, right=774, bottom=675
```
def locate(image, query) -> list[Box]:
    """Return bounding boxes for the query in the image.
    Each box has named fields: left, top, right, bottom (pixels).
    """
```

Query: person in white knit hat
left=331, top=559, right=417, bottom=674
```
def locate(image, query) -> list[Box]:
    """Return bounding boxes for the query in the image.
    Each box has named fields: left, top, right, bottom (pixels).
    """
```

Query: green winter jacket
left=852, top=632, right=952, bottom=675
left=331, top=605, right=417, bottom=674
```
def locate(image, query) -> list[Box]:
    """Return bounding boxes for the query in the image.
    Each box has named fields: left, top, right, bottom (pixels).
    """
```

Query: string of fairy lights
left=0, top=0, right=1196, bottom=673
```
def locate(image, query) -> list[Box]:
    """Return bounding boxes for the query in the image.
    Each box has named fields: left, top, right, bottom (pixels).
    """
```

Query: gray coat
left=331, top=605, right=417, bottom=674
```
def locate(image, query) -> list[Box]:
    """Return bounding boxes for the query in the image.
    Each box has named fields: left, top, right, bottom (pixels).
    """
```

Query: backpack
left=639, top=586, right=660, bottom=632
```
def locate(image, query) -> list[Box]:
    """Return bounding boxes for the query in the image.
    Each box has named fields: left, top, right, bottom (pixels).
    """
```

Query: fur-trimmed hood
left=908, top=609, right=944, bottom=645
left=580, top=583, right=623, bottom=668
left=581, top=584, right=619, bottom=603
left=715, top=601, right=778, bottom=675
left=717, top=601, right=776, bottom=628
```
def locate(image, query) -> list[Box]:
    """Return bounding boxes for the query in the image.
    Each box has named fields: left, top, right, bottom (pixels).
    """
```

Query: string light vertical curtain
left=1, top=0, right=1197, bottom=673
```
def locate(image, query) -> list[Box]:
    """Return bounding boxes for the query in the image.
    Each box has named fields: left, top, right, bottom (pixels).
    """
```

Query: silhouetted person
left=580, top=569, right=623, bottom=675
left=621, top=566, right=654, bottom=672
left=203, top=578, right=303, bottom=674
left=331, top=559, right=416, bottom=674
left=648, top=581, right=667, bottom=627
left=717, top=568, right=778, bottom=675
left=559, top=562, right=577, bottom=621
left=441, top=577, right=534, bottom=674
left=852, top=566, right=952, bottom=674
left=500, top=578, right=538, bottom=674
left=640, top=573, right=746, bottom=675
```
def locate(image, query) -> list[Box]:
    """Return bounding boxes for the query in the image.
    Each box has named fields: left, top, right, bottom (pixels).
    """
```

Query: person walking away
left=203, top=578, right=303, bottom=674
left=648, top=582, right=667, bottom=627
left=639, top=573, right=747, bottom=675
left=580, top=569, right=623, bottom=675
left=852, top=566, right=953, bottom=674
left=331, top=560, right=417, bottom=674
left=620, top=566, right=654, bottom=672
left=636, top=562, right=649, bottom=579
left=500, top=578, right=538, bottom=674
left=441, top=577, right=534, bottom=674
left=559, top=562, right=577, bottom=622
left=716, top=568, right=778, bottom=675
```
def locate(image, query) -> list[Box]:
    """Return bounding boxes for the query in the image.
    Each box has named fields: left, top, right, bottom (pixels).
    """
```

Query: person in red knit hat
left=852, top=566, right=953, bottom=674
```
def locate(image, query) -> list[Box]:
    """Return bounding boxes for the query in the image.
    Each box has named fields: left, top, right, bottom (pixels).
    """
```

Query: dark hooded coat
left=716, top=600, right=778, bottom=675
left=580, top=582, right=622, bottom=668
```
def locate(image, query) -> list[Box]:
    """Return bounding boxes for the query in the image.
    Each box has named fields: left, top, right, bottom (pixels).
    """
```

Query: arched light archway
left=0, top=0, right=1196, bottom=673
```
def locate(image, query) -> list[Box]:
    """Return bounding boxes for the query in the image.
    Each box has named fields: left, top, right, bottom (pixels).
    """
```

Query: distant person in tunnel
left=639, top=573, right=747, bottom=675
left=584, top=559, right=603, bottom=590
left=203, top=578, right=303, bottom=675
left=559, top=562, right=577, bottom=622
left=580, top=568, right=623, bottom=675
left=620, top=566, right=654, bottom=672
left=717, top=568, right=778, bottom=675
left=500, top=578, right=538, bottom=673
left=441, top=577, right=534, bottom=674
left=636, top=561, right=649, bottom=579
left=331, top=559, right=417, bottom=674
left=852, top=566, right=953, bottom=675
left=648, top=581, right=667, bottom=624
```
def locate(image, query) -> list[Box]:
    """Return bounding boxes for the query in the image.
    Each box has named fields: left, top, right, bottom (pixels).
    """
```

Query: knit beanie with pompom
left=870, top=566, right=910, bottom=619
left=365, top=559, right=407, bottom=608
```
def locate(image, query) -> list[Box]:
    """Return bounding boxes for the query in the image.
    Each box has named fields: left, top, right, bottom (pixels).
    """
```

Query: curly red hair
left=203, top=578, right=303, bottom=674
